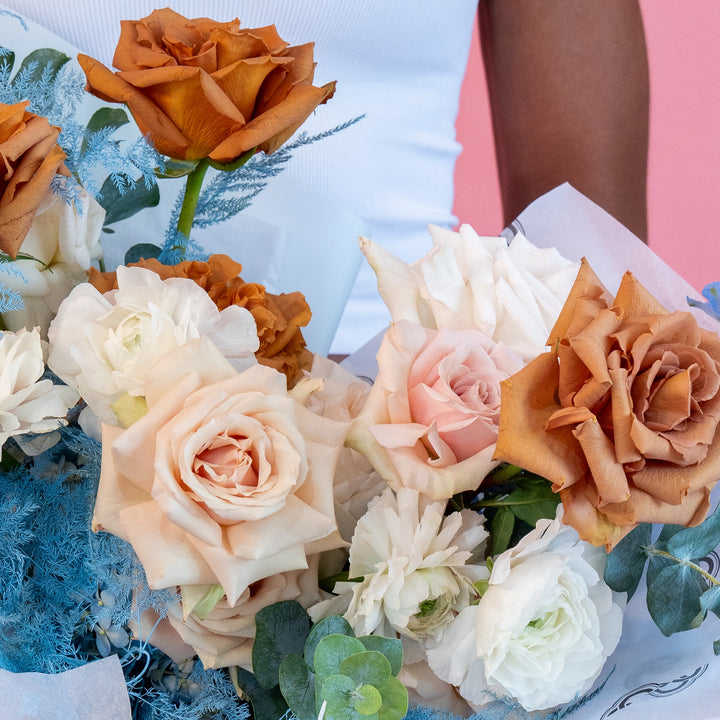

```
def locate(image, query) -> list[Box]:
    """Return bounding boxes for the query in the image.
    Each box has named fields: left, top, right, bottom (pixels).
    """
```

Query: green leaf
left=279, top=653, right=316, bottom=720
left=233, top=666, right=288, bottom=720
left=700, top=584, right=720, bottom=618
left=124, top=243, right=162, bottom=265
left=667, top=503, right=720, bottom=561
left=357, top=636, right=402, bottom=676
left=322, top=674, right=360, bottom=720
left=100, top=175, right=160, bottom=226
left=154, top=158, right=199, bottom=178
left=305, top=616, right=355, bottom=670
left=253, top=600, right=311, bottom=690
left=714, top=639, right=720, bottom=656
left=376, top=676, right=409, bottom=720
left=505, top=478, right=560, bottom=527
left=0, top=49, right=15, bottom=73
left=12, top=48, right=69, bottom=85
left=82, top=108, right=129, bottom=154
left=354, top=685, right=382, bottom=716
left=340, top=652, right=392, bottom=689
left=657, top=523, right=685, bottom=545
left=604, top=523, right=652, bottom=598
left=189, top=584, right=225, bottom=620
left=490, top=504, right=515, bottom=556
left=646, top=562, right=706, bottom=635
left=314, top=635, right=366, bottom=681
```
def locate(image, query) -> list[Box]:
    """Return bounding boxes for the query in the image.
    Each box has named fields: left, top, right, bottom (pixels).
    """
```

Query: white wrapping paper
left=0, top=656, right=132, bottom=720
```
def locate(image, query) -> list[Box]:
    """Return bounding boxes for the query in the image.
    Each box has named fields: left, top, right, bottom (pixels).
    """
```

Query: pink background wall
left=453, top=1, right=720, bottom=292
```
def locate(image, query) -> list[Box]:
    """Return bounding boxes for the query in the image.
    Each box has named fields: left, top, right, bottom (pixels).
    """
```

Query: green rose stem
left=174, top=148, right=256, bottom=258
left=175, top=157, right=210, bottom=245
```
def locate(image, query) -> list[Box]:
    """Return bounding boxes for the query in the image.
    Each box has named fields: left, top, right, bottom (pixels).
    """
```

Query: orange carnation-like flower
left=77, top=8, right=335, bottom=162
left=88, top=253, right=313, bottom=382
left=0, top=101, right=68, bottom=257
left=495, top=260, right=720, bottom=549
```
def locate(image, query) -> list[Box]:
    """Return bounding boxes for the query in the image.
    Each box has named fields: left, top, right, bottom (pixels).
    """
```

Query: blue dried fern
left=0, top=425, right=250, bottom=719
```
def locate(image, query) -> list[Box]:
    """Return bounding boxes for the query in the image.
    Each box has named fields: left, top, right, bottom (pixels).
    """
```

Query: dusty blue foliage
left=0, top=425, right=250, bottom=719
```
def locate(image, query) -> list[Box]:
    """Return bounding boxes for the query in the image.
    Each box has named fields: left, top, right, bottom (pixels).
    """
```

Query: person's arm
left=479, top=0, right=649, bottom=241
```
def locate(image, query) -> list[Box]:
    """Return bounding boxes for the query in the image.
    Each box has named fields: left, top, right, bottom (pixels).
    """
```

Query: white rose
left=360, top=225, right=579, bottom=362
left=2, top=186, right=104, bottom=334
left=0, top=327, right=78, bottom=451
left=427, top=513, right=624, bottom=712
left=311, top=487, right=488, bottom=642
left=47, top=265, right=259, bottom=425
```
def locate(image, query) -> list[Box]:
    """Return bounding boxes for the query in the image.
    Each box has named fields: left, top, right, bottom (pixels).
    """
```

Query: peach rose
left=495, top=261, right=720, bottom=548
left=77, top=8, right=335, bottom=162
left=93, top=337, right=348, bottom=604
left=147, top=557, right=324, bottom=670
left=88, top=253, right=313, bottom=383
left=348, top=320, right=523, bottom=499
left=0, top=101, right=69, bottom=257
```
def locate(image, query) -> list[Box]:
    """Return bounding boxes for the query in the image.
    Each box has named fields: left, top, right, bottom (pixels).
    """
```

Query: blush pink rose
left=348, top=320, right=523, bottom=499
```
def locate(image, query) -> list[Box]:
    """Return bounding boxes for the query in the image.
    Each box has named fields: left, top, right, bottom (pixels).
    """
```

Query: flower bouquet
left=1, top=7, right=720, bottom=720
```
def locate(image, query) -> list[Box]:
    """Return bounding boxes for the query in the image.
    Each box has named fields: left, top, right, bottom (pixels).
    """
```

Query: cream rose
left=427, top=513, right=624, bottom=712
left=47, top=265, right=259, bottom=425
left=361, top=226, right=579, bottom=363
left=0, top=327, right=78, bottom=451
left=93, top=338, right=347, bottom=605
left=2, top=186, right=104, bottom=334
left=149, top=556, right=324, bottom=670
left=347, top=320, right=523, bottom=499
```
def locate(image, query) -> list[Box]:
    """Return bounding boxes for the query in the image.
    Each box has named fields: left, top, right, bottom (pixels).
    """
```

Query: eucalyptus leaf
left=699, top=584, right=720, bottom=618
left=657, top=523, right=684, bottom=545
left=233, top=666, right=288, bottom=720
left=0, top=48, right=15, bottom=73
left=253, top=600, right=311, bottom=690
left=340, top=651, right=392, bottom=689
left=124, top=243, right=162, bottom=264
left=667, top=503, right=720, bottom=561
left=100, top=174, right=160, bottom=226
left=12, top=48, right=69, bottom=85
left=376, top=676, right=409, bottom=720
left=314, top=635, right=366, bottom=681
left=490, top=505, right=514, bottom=556
left=714, top=639, right=720, bottom=656
left=354, top=684, right=382, bottom=715
left=279, top=653, right=316, bottom=720
left=322, top=674, right=360, bottom=720
left=357, top=636, right=402, bottom=676
left=81, top=108, right=129, bottom=154
left=604, top=523, right=652, bottom=598
left=305, top=616, right=355, bottom=670
left=646, top=562, right=706, bottom=635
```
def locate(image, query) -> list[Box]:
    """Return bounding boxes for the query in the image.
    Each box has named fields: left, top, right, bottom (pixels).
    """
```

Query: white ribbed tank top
left=1, top=1, right=479, bottom=352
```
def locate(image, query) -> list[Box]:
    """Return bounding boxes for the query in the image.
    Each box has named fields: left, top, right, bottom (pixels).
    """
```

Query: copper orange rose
left=495, top=260, right=720, bottom=549
left=77, top=8, right=335, bottom=162
left=0, top=101, right=69, bottom=257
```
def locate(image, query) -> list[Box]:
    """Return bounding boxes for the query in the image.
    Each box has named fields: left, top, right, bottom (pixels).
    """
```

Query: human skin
left=479, top=0, right=650, bottom=242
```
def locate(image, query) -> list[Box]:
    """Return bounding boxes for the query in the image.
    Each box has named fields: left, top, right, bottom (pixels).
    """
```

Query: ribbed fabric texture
left=2, top=1, right=479, bottom=352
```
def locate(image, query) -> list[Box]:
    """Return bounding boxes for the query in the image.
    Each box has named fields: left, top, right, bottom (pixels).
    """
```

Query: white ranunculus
left=47, top=265, right=259, bottom=425
left=427, top=513, right=625, bottom=712
left=311, top=487, right=488, bottom=642
left=0, top=327, right=78, bottom=451
left=360, top=225, right=579, bottom=362
left=1, top=186, right=105, bottom=334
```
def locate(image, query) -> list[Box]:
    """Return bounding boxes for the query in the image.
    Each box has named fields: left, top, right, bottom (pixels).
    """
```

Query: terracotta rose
left=88, top=253, right=313, bottom=383
left=0, top=101, right=68, bottom=257
left=495, top=260, right=720, bottom=549
left=78, top=8, right=335, bottom=162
